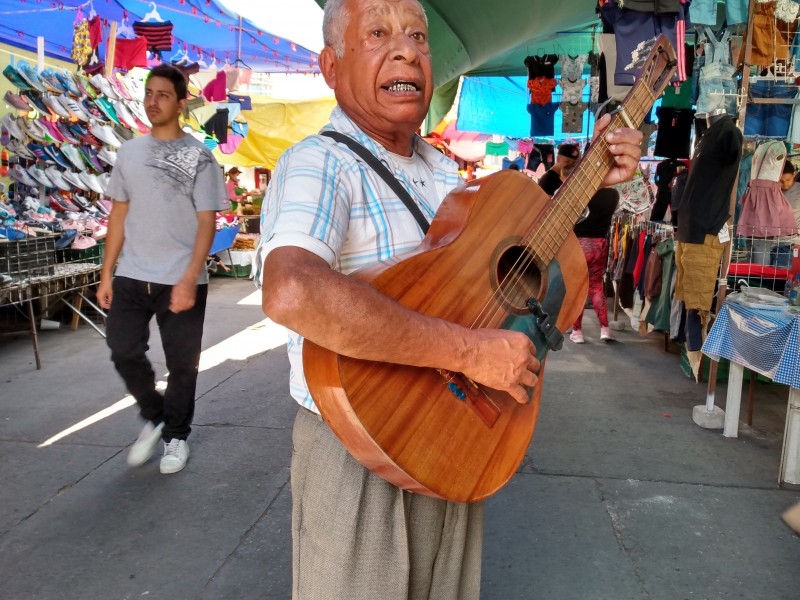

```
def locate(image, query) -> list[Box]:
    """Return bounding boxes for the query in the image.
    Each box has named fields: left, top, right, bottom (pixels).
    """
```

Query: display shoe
left=113, top=99, right=138, bottom=130
left=21, top=91, right=53, bottom=117
left=95, top=199, right=112, bottom=217
left=78, top=171, right=105, bottom=195
left=38, top=118, right=66, bottom=144
left=71, top=194, right=97, bottom=213
left=44, top=167, right=71, bottom=192
left=22, top=196, right=42, bottom=212
left=27, top=166, right=53, bottom=188
left=96, top=172, right=111, bottom=193
left=8, top=165, right=39, bottom=188
left=4, top=90, right=31, bottom=111
left=25, top=142, right=48, bottom=161
left=54, top=70, right=82, bottom=98
left=569, top=329, right=585, bottom=344
left=4, top=115, right=27, bottom=142
left=70, top=233, right=96, bottom=250
left=60, top=145, right=87, bottom=171
left=92, top=97, right=121, bottom=126
left=15, top=61, right=47, bottom=93
left=89, top=74, right=119, bottom=100
left=160, top=439, right=189, bottom=474
left=53, top=228, right=77, bottom=249
left=75, top=73, right=99, bottom=99
left=0, top=201, right=17, bottom=218
left=127, top=421, right=164, bottom=467
left=56, top=121, right=80, bottom=145
left=90, top=223, right=107, bottom=240
left=57, top=95, right=90, bottom=122
left=19, top=118, right=46, bottom=143
left=96, top=147, right=117, bottom=166
left=77, top=147, right=102, bottom=173
left=7, top=140, right=34, bottom=160
left=61, top=169, right=89, bottom=191
left=38, top=68, right=65, bottom=94
left=42, top=145, right=72, bottom=169
left=600, top=326, right=615, bottom=342
left=42, top=93, right=72, bottom=120
left=89, top=122, right=122, bottom=149
left=126, top=99, right=151, bottom=128
left=2, top=65, right=33, bottom=91
left=0, top=225, right=26, bottom=240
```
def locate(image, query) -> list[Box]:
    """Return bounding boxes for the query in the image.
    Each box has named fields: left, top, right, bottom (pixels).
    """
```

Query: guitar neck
left=524, top=72, right=658, bottom=264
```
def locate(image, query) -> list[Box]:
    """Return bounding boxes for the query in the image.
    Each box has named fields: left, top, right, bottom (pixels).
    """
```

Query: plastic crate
left=212, top=263, right=251, bottom=278
left=57, top=239, right=105, bottom=265
left=0, top=237, right=57, bottom=277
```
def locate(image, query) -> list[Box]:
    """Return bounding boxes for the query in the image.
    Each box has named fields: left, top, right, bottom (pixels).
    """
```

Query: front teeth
left=388, top=82, right=416, bottom=92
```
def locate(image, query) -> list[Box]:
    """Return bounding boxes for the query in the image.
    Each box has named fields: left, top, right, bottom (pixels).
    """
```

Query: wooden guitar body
left=303, top=172, right=588, bottom=502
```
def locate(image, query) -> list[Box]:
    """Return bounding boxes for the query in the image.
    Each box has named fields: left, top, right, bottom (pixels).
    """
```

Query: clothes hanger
left=118, top=18, right=135, bottom=40
left=141, top=2, right=164, bottom=23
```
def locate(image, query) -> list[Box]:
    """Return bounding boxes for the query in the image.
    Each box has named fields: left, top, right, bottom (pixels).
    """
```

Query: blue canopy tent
left=0, top=0, right=319, bottom=73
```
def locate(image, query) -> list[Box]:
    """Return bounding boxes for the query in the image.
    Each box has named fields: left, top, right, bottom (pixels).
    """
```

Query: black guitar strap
left=320, top=130, right=430, bottom=234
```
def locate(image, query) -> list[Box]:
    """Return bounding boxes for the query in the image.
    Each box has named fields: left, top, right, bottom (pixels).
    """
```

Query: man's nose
left=390, top=33, right=419, bottom=62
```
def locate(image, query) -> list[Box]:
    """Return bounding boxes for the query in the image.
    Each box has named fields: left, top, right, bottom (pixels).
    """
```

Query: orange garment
left=527, top=77, right=557, bottom=105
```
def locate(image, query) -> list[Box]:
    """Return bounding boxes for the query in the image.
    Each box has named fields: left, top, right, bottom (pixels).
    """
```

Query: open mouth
left=383, top=80, right=420, bottom=93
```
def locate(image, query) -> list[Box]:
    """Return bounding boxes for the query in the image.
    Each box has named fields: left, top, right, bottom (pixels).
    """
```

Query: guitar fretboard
left=524, top=72, right=658, bottom=264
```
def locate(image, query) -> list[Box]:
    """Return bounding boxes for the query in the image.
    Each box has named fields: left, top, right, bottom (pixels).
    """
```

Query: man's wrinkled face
left=321, top=0, right=433, bottom=140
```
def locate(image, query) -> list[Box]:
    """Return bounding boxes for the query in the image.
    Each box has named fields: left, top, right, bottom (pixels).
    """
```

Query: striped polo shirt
left=255, top=106, right=463, bottom=413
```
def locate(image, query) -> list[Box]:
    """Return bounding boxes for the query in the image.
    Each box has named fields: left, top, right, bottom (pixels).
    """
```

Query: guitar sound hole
left=494, top=245, right=543, bottom=313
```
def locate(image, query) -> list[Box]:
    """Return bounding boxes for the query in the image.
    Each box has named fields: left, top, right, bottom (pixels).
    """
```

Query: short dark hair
left=784, top=161, right=795, bottom=175
left=146, top=64, right=188, bottom=100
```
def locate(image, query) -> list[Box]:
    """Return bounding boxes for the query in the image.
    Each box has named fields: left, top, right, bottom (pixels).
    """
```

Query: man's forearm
left=100, top=202, right=127, bottom=279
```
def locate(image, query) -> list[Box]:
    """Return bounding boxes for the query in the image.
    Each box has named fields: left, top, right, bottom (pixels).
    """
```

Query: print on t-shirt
left=147, top=144, right=211, bottom=190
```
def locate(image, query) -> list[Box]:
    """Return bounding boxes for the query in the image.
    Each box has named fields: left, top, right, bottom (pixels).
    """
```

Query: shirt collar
left=324, top=106, right=456, bottom=174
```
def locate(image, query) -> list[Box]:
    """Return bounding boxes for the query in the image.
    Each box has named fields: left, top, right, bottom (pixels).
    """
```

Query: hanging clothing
left=133, top=20, right=174, bottom=52
left=527, top=103, right=558, bottom=137
left=695, top=27, right=737, bottom=117
left=113, top=37, right=148, bottom=70
left=654, top=107, right=694, bottom=159
left=72, top=18, right=92, bottom=66
left=203, top=71, right=227, bottom=102
left=88, top=16, right=103, bottom=50
left=524, top=54, right=558, bottom=79
left=677, top=115, right=743, bottom=244
left=559, top=54, right=588, bottom=82
left=560, top=101, right=587, bottom=134
left=527, top=77, right=558, bottom=105
left=745, top=81, right=795, bottom=138
left=738, top=140, right=799, bottom=237
left=749, top=1, right=797, bottom=65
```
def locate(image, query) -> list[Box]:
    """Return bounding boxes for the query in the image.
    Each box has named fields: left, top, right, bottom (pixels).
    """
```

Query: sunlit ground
left=38, top=291, right=286, bottom=448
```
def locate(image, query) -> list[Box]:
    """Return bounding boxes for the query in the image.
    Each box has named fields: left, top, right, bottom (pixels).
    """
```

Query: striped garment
left=255, top=106, right=463, bottom=412
left=132, top=21, right=173, bottom=51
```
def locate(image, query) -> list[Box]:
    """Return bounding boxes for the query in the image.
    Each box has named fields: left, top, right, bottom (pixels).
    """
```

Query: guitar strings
left=468, top=80, right=656, bottom=333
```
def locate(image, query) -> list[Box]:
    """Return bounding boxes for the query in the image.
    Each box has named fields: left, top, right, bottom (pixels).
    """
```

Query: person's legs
left=584, top=238, right=610, bottom=328
left=291, top=407, right=483, bottom=600
left=106, top=276, right=164, bottom=424
left=155, top=283, right=208, bottom=441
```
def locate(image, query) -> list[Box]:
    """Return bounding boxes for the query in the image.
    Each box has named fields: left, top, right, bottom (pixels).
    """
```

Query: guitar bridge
left=437, top=370, right=501, bottom=428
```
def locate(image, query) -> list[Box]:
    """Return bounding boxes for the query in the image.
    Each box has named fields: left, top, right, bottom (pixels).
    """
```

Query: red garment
left=573, top=237, right=611, bottom=330
left=113, top=37, right=148, bottom=70
left=132, top=20, right=173, bottom=51
left=527, top=77, right=557, bottom=105
left=632, top=231, right=647, bottom=286
left=203, top=71, right=227, bottom=102
left=88, top=16, right=103, bottom=49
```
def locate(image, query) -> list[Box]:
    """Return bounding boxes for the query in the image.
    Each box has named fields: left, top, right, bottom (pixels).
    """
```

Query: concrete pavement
left=0, top=277, right=798, bottom=599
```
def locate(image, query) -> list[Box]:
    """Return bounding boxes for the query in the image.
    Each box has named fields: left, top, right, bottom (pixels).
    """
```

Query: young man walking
left=98, top=64, right=228, bottom=474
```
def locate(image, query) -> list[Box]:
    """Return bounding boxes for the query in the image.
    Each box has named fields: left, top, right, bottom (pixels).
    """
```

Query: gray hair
left=322, top=0, right=428, bottom=59
left=323, top=0, right=350, bottom=58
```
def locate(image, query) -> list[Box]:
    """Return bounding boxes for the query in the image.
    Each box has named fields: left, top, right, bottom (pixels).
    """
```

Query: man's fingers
left=509, top=385, right=530, bottom=405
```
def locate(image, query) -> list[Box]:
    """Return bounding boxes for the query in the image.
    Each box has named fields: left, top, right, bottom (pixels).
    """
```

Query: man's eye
left=411, top=32, right=426, bottom=42
left=371, top=29, right=384, bottom=38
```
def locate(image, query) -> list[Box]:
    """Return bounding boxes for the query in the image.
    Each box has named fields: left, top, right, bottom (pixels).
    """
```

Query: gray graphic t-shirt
left=106, top=134, right=229, bottom=285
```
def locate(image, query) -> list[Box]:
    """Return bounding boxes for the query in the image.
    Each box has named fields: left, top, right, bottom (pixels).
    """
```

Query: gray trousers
left=291, top=407, right=484, bottom=600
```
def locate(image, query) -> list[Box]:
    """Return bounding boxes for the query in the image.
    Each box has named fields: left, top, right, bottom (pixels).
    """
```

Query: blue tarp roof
left=0, top=0, right=319, bottom=73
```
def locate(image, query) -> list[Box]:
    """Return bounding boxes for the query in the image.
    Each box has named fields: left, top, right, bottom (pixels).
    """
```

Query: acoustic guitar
left=303, top=36, right=677, bottom=503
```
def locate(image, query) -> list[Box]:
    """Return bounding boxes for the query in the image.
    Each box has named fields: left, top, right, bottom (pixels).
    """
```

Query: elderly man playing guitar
left=257, top=0, right=652, bottom=598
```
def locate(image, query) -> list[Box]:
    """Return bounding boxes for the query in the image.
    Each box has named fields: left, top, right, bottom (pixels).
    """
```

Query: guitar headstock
left=621, top=35, right=679, bottom=124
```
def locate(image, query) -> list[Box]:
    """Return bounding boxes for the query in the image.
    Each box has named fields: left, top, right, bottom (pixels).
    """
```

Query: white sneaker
left=569, top=329, right=585, bottom=344
left=160, top=439, right=190, bottom=474
left=600, top=326, right=615, bottom=342
left=127, top=421, right=164, bottom=467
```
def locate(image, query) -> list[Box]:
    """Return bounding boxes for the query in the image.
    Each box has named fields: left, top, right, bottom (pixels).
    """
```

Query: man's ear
left=319, top=46, right=337, bottom=90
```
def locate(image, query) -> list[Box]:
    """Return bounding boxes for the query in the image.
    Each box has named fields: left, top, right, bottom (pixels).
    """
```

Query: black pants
left=106, top=276, right=208, bottom=441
